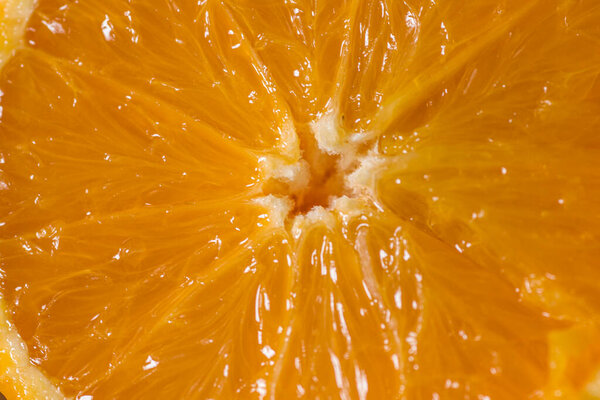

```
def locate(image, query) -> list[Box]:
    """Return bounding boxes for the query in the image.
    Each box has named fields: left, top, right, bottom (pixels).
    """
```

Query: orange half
left=1, top=0, right=600, bottom=399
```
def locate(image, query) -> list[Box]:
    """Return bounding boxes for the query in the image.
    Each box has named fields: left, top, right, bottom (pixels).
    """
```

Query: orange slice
left=1, top=0, right=600, bottom=399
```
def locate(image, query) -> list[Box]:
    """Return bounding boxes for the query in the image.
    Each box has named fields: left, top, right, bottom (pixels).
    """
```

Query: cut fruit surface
left=1, top=0, right=600, bottom=399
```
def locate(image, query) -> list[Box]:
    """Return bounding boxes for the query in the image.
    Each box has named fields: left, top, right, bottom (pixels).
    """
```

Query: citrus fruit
left=1, top=0, right=600, bottom=399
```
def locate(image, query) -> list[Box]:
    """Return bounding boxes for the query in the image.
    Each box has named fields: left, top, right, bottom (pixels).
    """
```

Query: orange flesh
left=1, top=0, right=600, bottom=399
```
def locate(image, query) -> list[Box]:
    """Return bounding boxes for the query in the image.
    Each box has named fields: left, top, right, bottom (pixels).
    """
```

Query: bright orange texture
left=1, top=0, right=600, bottom=399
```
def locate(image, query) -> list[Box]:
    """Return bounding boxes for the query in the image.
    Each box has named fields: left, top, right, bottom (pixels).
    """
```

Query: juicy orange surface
left=1, top=0, right=600, bottom=399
